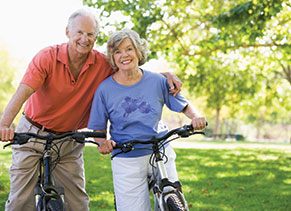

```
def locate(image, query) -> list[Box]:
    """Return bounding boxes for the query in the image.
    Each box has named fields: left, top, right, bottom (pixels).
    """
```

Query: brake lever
left=85, top=140, right=100, bottom=147
left=71, top=133, right=86, bottom=143
left=177, top=125, right=192, bottom=137
left=111, top=151, right=122, bottom=160
left=111, top=143, right=134, bottom=160
left=3, top=142, right=13, bottom=149
left=3, top=133, right=32, bottom=149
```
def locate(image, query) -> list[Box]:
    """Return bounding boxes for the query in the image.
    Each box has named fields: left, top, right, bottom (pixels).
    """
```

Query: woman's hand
left=191, top=117, right=207, bottom=130
left=96, top=139, right=116, bottom=155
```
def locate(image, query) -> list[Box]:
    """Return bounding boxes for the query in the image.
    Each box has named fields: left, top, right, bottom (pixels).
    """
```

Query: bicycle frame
left=150, top=142, right=189, bottom=211
left=35, top=138, right=65, bottom=211
left=3, top=131, right=105, bottom=211
left=112, top=124, right=205, bottom=211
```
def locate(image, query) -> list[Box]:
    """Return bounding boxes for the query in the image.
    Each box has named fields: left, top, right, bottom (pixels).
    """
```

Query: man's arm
left=0, top=84, right=34, bottom=141
left=182, top=104, right=207, bottom=130
left=160, top=72, right=182, bottom=96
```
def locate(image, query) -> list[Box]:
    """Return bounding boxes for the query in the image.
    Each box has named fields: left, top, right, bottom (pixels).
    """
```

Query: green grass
left=1, top=142, right=291, bottom=210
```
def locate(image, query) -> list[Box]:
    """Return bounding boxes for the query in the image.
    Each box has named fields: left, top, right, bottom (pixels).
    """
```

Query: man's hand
left=0, top=126, right=14, bottom=142
left=97, top=139, right=116, bottom=155
left=161, top=72, right=182, bottom=96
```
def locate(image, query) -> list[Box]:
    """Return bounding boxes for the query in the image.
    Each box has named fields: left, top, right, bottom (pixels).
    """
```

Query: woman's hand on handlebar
left=95, top=139, right=116, bottom=155
left=191, top=117, right=207, bottom=131
left=0, top=126, right=14, bottom=142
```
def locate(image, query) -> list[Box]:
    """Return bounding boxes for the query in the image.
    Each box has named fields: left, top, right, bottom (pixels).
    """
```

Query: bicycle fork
left=151, top=147, right=189, bottom=211
left=35, top=145, right=66, bottom=210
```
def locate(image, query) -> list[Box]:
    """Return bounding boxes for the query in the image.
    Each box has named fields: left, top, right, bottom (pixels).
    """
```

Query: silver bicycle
left=112, top=124, right=205, bottom=211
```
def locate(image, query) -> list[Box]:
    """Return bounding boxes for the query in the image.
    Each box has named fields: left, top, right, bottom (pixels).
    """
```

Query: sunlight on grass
left=1, top=144, right=291, bottom=210
left=280, top=166, right=291, bottom=172
left=179, top=173, right=199, bottom=181
left=283, top=179, right=291, bottom=184
left=216, top=170, right=253, bottom=178
left=256, top=154, right=279, bottom=161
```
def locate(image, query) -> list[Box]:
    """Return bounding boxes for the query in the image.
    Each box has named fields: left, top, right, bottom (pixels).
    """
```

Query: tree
left=84, top=0, right=290, bottom=134
left=0, top=44, right=17, bottom=114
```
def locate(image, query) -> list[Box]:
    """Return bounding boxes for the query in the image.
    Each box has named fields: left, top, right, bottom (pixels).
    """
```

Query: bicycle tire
left=46, top=199, right=63, bottom=211
left=166, top=193, right=186, bottom=211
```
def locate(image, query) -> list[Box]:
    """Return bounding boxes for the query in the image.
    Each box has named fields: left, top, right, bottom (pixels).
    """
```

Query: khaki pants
left=5, top=115, right=89, bottom=211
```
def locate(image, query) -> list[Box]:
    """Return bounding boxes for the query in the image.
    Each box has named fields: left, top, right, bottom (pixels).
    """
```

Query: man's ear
left=66, top=27, right=70, bottom=38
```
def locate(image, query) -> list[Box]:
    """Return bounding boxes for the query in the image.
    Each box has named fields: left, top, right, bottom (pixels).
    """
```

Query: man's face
left=66, top=15, right=97, bottom=55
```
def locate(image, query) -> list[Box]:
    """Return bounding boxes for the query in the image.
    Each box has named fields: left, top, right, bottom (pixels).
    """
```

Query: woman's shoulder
left=98, top=75, right=114, bottom=90
left=143, top=69, right=165, bottom=81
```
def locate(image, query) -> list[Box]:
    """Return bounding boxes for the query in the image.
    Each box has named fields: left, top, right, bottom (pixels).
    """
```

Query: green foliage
left=0, top=46, right=17, bottom=113
left=84, top=0, right=291, bottom=130
left=212, top=0, right=284, bottom=42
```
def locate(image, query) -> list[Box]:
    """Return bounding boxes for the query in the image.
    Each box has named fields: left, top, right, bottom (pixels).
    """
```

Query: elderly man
left=0, top=8, right=182, bottom=211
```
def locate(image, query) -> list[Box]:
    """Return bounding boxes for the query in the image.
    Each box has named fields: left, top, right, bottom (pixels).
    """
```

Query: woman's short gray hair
left=67, top=8, right=100, bottom=35
left=106, top=28, right=150, bottom=70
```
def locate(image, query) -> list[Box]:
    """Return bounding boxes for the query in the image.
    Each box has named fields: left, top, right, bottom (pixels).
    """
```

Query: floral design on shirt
left=121, top=96, right=154, bottom=117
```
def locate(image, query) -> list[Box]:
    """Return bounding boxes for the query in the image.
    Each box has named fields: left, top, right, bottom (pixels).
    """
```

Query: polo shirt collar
left=57, top=43, right=96, bottom=66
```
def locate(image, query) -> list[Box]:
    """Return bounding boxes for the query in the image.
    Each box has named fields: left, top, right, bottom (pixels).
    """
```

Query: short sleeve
left=21, top=48, right=51, bottom=91
left=88, top=86, right=109, bottom=130
left=163, top=79, right=189, bottom=113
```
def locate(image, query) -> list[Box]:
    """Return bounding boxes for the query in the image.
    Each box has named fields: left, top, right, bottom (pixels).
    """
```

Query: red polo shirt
left=21, top=43, right=114, bottom=131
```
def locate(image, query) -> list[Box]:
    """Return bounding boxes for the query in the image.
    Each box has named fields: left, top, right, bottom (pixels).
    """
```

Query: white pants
left=111, top=145, right=178, bottom=211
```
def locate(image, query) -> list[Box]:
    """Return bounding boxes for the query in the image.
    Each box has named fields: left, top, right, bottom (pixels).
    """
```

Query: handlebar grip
left=82, top=132, right=106, bottom=138
left=188, top=121, right=208, bottom=131
left=13, top=133, right=32, bottom=145
left=114, top=143, right=124, bottom=149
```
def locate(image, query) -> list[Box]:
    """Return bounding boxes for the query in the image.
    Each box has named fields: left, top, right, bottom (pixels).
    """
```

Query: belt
left=23, top=113, right=69, bottom=135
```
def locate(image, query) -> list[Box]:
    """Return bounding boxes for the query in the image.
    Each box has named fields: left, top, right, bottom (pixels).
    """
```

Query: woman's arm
left=93, top=129, right=116, bottom=155
left=182, top=104, right=207, bottom=130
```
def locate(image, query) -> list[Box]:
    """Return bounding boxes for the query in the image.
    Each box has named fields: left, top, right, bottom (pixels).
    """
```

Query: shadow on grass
left=1, top=146, right=290, bottom=210
left=83, top=146, right=115, bottom=210
left=176, top=148, right=291, bottom=210
left=0, top=150, right=11, bottom=209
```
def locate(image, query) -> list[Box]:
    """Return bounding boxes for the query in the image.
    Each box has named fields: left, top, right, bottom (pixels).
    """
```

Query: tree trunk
left=213, top=107, right=220, bottom=139
left=256, top=117, right=263, bottom=140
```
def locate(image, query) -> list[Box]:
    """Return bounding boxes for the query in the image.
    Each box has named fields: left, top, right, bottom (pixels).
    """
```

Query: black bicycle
left=3, top=131, right=105, bottom=211
left=112, top=124, right=206, bottom=211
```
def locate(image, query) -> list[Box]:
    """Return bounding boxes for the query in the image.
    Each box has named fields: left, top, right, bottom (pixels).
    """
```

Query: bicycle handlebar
left=3, top=131, right=106, bottom=149
left=113, top=124, right=206, bottom=158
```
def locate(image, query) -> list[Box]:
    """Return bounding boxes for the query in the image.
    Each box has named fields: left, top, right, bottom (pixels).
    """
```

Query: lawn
left=1, top=141, right=291, bottom=210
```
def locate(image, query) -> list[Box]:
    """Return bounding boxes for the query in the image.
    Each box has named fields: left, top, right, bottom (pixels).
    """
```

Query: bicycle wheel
left=166, top=193, right=186, bottom=211
left=46, top=199, right=63, bottom=211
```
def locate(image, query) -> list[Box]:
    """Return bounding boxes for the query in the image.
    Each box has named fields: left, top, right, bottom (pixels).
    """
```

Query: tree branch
left=186, top=43, right=291, bottom=56
left=280, top=63, right=291, bottom=85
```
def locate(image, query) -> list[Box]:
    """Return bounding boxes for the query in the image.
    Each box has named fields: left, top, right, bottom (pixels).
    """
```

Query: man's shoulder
left=35, top=44, right=65, bottom=58
left=91, top=49, right=106, bottom=59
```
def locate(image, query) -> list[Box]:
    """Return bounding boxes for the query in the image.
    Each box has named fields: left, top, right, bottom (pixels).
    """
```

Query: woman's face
left=113, top=38, right=139, bottom=72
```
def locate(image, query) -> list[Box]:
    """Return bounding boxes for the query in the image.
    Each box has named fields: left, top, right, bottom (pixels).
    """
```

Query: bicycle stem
left=43, top=139, right=54, bottom=186
left=156, top=160, right=168, bottom=179
left=153, top=144, right=168, bottom=180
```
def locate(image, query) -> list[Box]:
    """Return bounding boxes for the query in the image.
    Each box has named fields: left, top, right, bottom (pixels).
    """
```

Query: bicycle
left=3, top=131, right=105, bottom=211
left=112, top=124, right=206, bottom=211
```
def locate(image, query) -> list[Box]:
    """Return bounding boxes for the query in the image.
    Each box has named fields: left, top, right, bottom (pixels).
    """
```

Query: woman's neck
left=113, top=68, right=143, bottom=86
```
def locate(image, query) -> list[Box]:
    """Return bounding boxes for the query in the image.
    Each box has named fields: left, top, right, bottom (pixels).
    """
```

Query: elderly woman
left=88, top=28, right=206, bottom=210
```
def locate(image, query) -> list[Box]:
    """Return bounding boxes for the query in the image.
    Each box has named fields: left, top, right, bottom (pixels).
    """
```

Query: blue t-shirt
left=88, top=70, right=188, bottom=157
